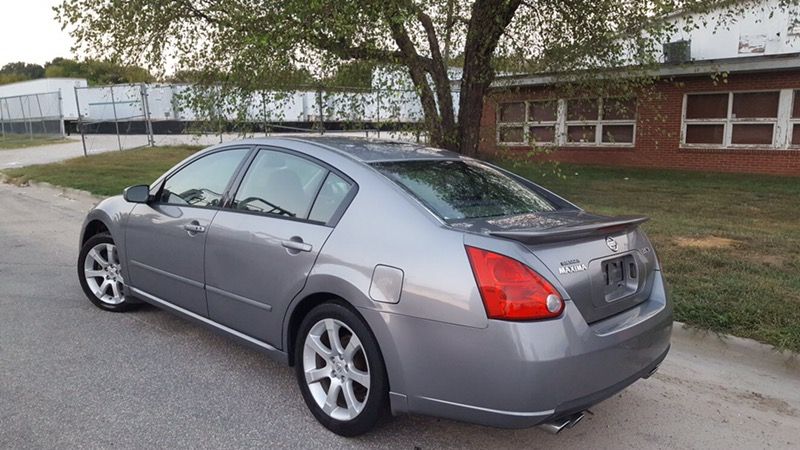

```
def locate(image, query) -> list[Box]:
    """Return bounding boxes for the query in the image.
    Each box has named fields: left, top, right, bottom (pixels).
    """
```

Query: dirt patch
left=745, top=253, right=790, bottom=266
left=674, top=236, right=739, bottom=249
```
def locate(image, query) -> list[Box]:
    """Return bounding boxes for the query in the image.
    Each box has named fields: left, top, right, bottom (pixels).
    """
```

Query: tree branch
left=412, top=6, right=457, bottom=147
left=385, top=10, right=444, bottom=144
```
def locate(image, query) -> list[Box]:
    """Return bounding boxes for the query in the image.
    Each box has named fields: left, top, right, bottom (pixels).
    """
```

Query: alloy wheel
left=302, top=318, right=371, bottom=421
left=83, top=242, right=125, bottom=305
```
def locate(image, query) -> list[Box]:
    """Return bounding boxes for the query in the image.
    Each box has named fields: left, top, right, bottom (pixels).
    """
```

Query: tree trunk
left=457, top=0, right=521, bottom=156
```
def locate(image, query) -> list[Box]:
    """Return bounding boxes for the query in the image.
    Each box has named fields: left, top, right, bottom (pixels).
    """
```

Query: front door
left=204, top=148, right=355, bottom=346
left=125, top=147, right=250, bottom=316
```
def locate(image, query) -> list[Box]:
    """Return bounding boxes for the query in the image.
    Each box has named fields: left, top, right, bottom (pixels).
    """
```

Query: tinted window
left=232, top=150, right=327, bottom=218
left=159, top=149, right=248, bottom=207
left=373, top=160, right=557, bottom=221
left=309, top=172, right=352, bottom=223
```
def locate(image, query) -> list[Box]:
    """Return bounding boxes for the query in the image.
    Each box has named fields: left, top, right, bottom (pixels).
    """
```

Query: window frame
left=152, top=146, right=255, bottom=211
left=496, top=97, right=636, bottom=148
left=563, top=97, right=637, bottom=147
left=680, top=90, right=782, bottom=149
left=224, top=146, right=358, bottom=228
left=525, top=100, right=560, bottom=145
left=496, top=101, right=527, bottom=146
left=790, top=90, right=800, bottom=148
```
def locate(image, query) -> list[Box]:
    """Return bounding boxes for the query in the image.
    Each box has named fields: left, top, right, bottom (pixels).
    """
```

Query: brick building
left=479, top=1, right=800, bottom=176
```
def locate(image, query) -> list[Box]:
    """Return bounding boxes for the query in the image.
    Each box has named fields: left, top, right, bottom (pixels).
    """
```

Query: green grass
left=2, top=146, right=799, bottom=351
left=498, top=160, right=800, bottom=352
left=0, top=135, right=72, bottom=150
left=2, top=146, right=201, bottom=196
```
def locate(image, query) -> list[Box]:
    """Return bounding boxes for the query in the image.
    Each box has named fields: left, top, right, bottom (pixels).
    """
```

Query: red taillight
left=465, top=246, right=564, bottom=320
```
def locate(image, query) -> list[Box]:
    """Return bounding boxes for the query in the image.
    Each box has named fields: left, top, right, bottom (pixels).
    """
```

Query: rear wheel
left=78, top=233, right=136, bottom=312
left=294, top=302, right=388, bottom=436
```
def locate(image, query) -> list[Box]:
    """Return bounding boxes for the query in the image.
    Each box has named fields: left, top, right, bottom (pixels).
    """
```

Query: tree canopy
left=0, top=62, right=46, bottom=85
left=44, top=58, right=155, bottom=85
left=56, top=0, right=776, bottom=155
left=0, top=58, right=155, bottom=86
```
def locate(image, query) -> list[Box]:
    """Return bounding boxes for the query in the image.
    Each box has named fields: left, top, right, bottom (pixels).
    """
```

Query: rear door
left=125, top=147, right=250, bottom=316
left=204, top=147, right=355, bottom=347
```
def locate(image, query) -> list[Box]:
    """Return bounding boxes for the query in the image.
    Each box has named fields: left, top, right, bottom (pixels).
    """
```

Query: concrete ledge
left=672, top=321, right=799, bottom=375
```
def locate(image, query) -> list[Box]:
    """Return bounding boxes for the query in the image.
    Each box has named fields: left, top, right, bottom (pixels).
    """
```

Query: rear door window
left=372, top=160, right=558, bottom=221
left=308, top=172, right=353, bottom=223
left=232, top=150, right=328, bottom=219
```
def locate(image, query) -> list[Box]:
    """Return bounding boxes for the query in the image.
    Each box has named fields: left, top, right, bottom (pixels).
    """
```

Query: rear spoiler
left=489, top=215, right=649, bottom=245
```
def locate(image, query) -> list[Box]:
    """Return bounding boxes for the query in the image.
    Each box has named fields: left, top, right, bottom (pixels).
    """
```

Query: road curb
left=672, top=321, right=799, bottom=374
left=0, top=174, right=103, bottom=204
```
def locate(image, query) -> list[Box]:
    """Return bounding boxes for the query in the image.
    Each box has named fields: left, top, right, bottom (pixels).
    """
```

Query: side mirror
left=123, top=184, right=151, bottom=203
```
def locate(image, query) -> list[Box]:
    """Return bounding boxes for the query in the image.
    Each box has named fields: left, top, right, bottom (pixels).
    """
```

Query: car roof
left=239, top=136, right=463, bottom=163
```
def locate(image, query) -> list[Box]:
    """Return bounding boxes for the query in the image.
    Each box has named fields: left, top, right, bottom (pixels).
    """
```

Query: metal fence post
left=57, top=90, right=65, bottom=137
left=19, top=97, right=31, bottom=139
left=34, top=93, right=47, bottom=136
left=316, top=88, right=324, bottom=135
left=140, top=83, right=155, bottom=147
left=262, top=92, right=269, bottom=137
left=376, top=87, right=381, bottom=139
left=0, top=98, right=5, bottom=138
left=74, top=86, right=87, bottom=156
left=109, top=86, right=123, bottom=151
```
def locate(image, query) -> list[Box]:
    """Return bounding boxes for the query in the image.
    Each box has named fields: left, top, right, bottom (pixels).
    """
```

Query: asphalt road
left=1, top=182, right=799, bottom=449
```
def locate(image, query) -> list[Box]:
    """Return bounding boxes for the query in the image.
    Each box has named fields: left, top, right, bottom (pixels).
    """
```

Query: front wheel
left=294, top=302, right=389, bottom=436
left=77, top=232, right=136, bottom=312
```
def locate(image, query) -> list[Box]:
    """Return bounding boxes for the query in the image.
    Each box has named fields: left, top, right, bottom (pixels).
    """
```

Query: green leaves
left=54, top=0, right=782, bottom=154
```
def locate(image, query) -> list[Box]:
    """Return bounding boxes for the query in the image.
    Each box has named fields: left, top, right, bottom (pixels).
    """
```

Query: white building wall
left=666, top=0, right=800, bottom=61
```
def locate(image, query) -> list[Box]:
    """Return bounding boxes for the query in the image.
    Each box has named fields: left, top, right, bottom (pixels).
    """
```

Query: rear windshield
left=372, top=160, right=558, bottom=221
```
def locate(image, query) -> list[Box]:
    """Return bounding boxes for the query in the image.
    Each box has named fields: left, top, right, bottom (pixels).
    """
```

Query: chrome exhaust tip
left=539, top=411, right=585, bottom=434
left=644, top=363, right=661, bottom=379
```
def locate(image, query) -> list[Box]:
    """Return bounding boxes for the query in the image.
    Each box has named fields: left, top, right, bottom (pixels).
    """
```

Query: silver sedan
left=77, top=137, right=672, bottom=436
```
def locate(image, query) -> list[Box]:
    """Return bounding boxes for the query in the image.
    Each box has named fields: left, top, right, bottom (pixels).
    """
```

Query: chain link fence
left=73, top=83, right=430, bottom=155
left=74, top=84, right=154, bottom=155
left=0, top=91, right=64, bottom=140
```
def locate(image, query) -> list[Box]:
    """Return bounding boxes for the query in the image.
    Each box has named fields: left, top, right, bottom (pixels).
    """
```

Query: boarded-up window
left=731, top=124, right=774, bottom=144
left=602, top=125, right=635, bottom=143
left=732, top=92, right=779, bottom=118
left=602, top=98, right=636, bottom=120
left=529, top=126, right=556, bottom=143
left=499, top=103, right=525, bottom=123
left=566, top=99, right=599, bottom=121
left=567, top=125, right=596, bottom=143
left=685, top=124, right=725, bottom=144
left=793, top=91, right=800, bottom=118
left=791, top=92, right=800, bottom=146
left=529, top=101, right=558, bottom=122
left=686, top=94, right=728, bottom=119
left=498, top=126, right=524, bottom=143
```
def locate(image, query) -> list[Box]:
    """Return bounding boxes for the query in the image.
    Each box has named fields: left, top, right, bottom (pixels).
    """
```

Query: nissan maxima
left=77, top=137, right=672, bottom=436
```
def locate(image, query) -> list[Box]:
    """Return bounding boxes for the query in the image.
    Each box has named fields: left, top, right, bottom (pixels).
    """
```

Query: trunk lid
left=452, top=211, right=659, bottom=323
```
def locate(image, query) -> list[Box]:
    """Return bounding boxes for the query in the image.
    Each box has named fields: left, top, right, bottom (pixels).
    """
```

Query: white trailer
left=0, top=78, right=87, bottom=120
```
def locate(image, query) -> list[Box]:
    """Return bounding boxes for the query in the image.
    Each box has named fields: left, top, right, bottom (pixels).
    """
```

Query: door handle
left=183, top=222, right=206, bottom=234
left=281, top=238, right=312, bottom=253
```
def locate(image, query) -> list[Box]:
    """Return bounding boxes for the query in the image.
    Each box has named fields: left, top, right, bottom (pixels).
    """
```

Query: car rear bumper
left=361, top=270, right=673, bottom=428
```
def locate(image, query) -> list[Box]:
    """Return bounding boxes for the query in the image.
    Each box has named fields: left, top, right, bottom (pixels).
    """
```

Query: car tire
left=294, top=301, right=389, bottom=436
left=77, top=232, right=136, bottom=312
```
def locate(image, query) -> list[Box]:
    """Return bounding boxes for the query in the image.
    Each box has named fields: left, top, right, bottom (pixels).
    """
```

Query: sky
left=0, top=0, right=76, bottom=67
